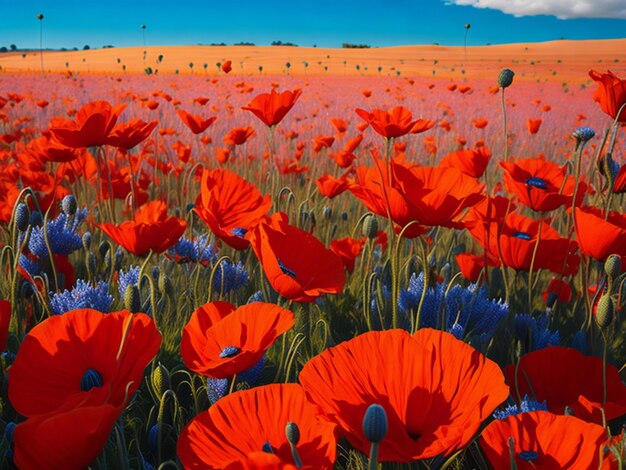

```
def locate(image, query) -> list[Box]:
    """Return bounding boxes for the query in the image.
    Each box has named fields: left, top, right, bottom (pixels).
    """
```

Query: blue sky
left=2, top=0, right=625, bottom=50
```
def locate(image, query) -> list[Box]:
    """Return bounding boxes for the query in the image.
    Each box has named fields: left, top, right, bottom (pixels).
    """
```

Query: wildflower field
left=1, top=54, right=626, bottom=470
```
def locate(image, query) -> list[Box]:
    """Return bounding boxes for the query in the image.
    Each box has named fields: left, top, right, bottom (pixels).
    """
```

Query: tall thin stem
left=501, top=88, right=509, bottom=161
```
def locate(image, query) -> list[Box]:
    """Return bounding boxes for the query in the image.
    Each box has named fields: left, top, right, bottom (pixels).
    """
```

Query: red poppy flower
left=8, top=309, right=161, bottom=417
left=330, top=117, right=348, bottom=137
left=354, top=106, right=423, bottom=139
left=543, top=277, right=572, bottom=304
left=440, top=147, right=491, bottom=179
left=241, top=89, right=302, bottom=127
left=177, top=109, right=217, bottom=134
left=526, top=118, right=542, bottom=134
left=25, top=134, right=81, bottom=163
left=500, top=157, right=585, bottom=212
left=224, top=126, right=256, bottom=146
left=480, top=411, right=607, bottom=469
left=177, top=383, right=337, bottom=469
left=221, top=60, right=232, bottom=74
left=350, top=156, right=484, bottom=237
left=49, top=100, right=126, bottom=148
left=224, top=453, right=304, bottom=470
left=330, top=237, right=365, bottom=273
left=181, top=301, right=295, bottom=378
left=106, top=118, right=157, bottom=150
left=99, top=200, right=187, bottom=255
left=13, top=403, right=124, bottom=470
left=299, top=328, right=509, bottom=462
left=455, top=252, right=491, bottom=282
left=312, top=135, right=335, bottom=152
left=315, top=174, right=350, bottom=199
left=246, top=213, right=346, bottom=302
left=505, top=346, right=626, bottom=424
left=410, top=118, right=436, bottom=134
left=589, top=70, right=626, bottom=122
left=575, top=206, right=626, bottom=264
left=194, top=168, right=272, bottom=250
left=472, top=118, right=488, bottom=129
left=0, top=300, right=10, bottom=351
left=476, top=212, right=580, bottom=275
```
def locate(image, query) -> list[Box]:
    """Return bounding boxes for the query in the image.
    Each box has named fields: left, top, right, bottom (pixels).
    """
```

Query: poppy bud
left=572, top=127, right=595, bottom=143
left=598, top=152, right=619, bottom=182
left=285, top=422, right=300, bottom=445
left=20, top=282, right=34, bottom=298
left=497, top=69, right=515, bottom=88
left=363, top=403, right=388, bottom=443
left=114, top=248, right=123, bottom=271
left=61, top=194, right=77, bottom=216
left=151, top=362, right=170, bottom=397
left=82, top=232, right=92, bottom=251
left=341, top=211, right=348, bottom=221
left=15, top=203, right=30, bottom=232
left=362, top=215, right=378, bottom=239
left=596, top=294, right=614, bottom=328
left=88, top=252, right=97, bottom=275
left=29, top=210, right=42, bottom=227
left=124, top=284, right=141, bottom=313
left=158, top=273, right=172, bottom=296
left=151, top=266, right=160, bottom=281
left=605, top=254, right=621, bottom=281
left=323, top=206, right=332, bottom=220
left=98, top=240, right=110, bottom=259
left=285, top=422, right=303, bottom=467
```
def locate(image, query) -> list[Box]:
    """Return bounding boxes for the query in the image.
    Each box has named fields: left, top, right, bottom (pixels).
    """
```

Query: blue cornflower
left=168, top=235, right=216, bottom=264
left=247, top=290, right=264, bottom=303
left=399, top=273, right=507, bottom=345
left=117, top=265, right=140, bottom=297
left=212, top=260, right=249, bottom=294
left=18, top=254, right=41, bottom=280
left=28, top=209, right=87, bottom=259
left=49, top=279, right=113, bottom=315
left=514, top=313, right=560, bottom=352
left=493, top=395, right=548, bottom=420
left=207, top=356, right=266, bottom=404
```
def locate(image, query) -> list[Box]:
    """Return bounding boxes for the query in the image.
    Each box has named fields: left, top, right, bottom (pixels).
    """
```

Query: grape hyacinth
left=28, top=208, right=87, bottom=259
left=399, top=272, right=508, bottom=345
left=49, top=279, right=113, bottom=315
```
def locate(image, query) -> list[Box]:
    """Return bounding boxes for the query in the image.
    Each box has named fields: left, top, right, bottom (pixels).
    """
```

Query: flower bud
left=98, top=240, right=110, bottom=259
left=285, top=422, right=300, bottom=445
left=362, top=215, right=378, bottom=239
left=124, top=284, right=141, bottom=313
left=605, top=254, right=621, bottom=281
left=29, top=210, right=42, bottom=227
left=15, top=203, right=30, bottom=231
left=497, top=68, right=515, bottom=88
left=82, top=232, right=92, bottom=251
left=596, top=294, right=614, bottom=328
left=572, top=127, right=595, bottom=143
left=61, top=194, right=77, bottom=216
left=151, top=363, right=170, bottom=397
left=363, top=404, right=388, bottom=443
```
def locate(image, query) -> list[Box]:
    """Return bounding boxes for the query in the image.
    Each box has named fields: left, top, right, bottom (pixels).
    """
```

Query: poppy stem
left=367, top=442, right=379, bottom=470
left=602, top=330, right=608, bottom=428
left=527, top=214, right=544, bottom=314
left=501, top=89, right=509, bottom=162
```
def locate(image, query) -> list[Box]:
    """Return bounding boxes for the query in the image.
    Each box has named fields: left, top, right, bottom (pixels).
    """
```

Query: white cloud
left=447, top=0, right=626, bottom=19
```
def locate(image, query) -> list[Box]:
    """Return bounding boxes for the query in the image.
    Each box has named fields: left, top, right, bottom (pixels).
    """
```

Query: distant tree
left=10, top=44, right=17, bottom=51
left=258, top=65, right=263, bottom=74
left=83, top=44, right=90, bottom=50
left=157, top=54, right=163, bottom=63
left=117, top=58, right=121, bottom=64
left=0, top=47, right=7, bottom=53
left=189, top=62, right=194, bottom=73
left=145, top=67, right=153, bottom=75
left=377, top=66, right=382, bottom=74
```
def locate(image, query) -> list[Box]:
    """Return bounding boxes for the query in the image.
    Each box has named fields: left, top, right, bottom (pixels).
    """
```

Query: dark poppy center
left=518, top=451, right=539, bottom=462
left=513, top=231, right=532, bottom=241
left=262, top=441, right=274, bottom=454
left=80, top=368, right=103, bottom=391
left=278, top=259, right=297, bottom=279
left=525, top=177, right=548, bottom=190
left=231, top=227, right=248, bottom=238
left=219, top=345, right=241, bottom=358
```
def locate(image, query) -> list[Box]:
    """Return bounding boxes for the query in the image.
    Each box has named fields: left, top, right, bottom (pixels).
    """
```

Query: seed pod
left=596, top=294, right=614, bottom=328
left=604, top=254, right=621, bottom=281
left=362, top=215, right=378, bottom=239
left=497, top=68, right=515, bottom=88
left=124, top=284, right=141, bottom=313
left=61, top=194, right=77, bottom=216
left=15, top=203, right=30, bottom=231
left=363, top=403, right=388, bottom=443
